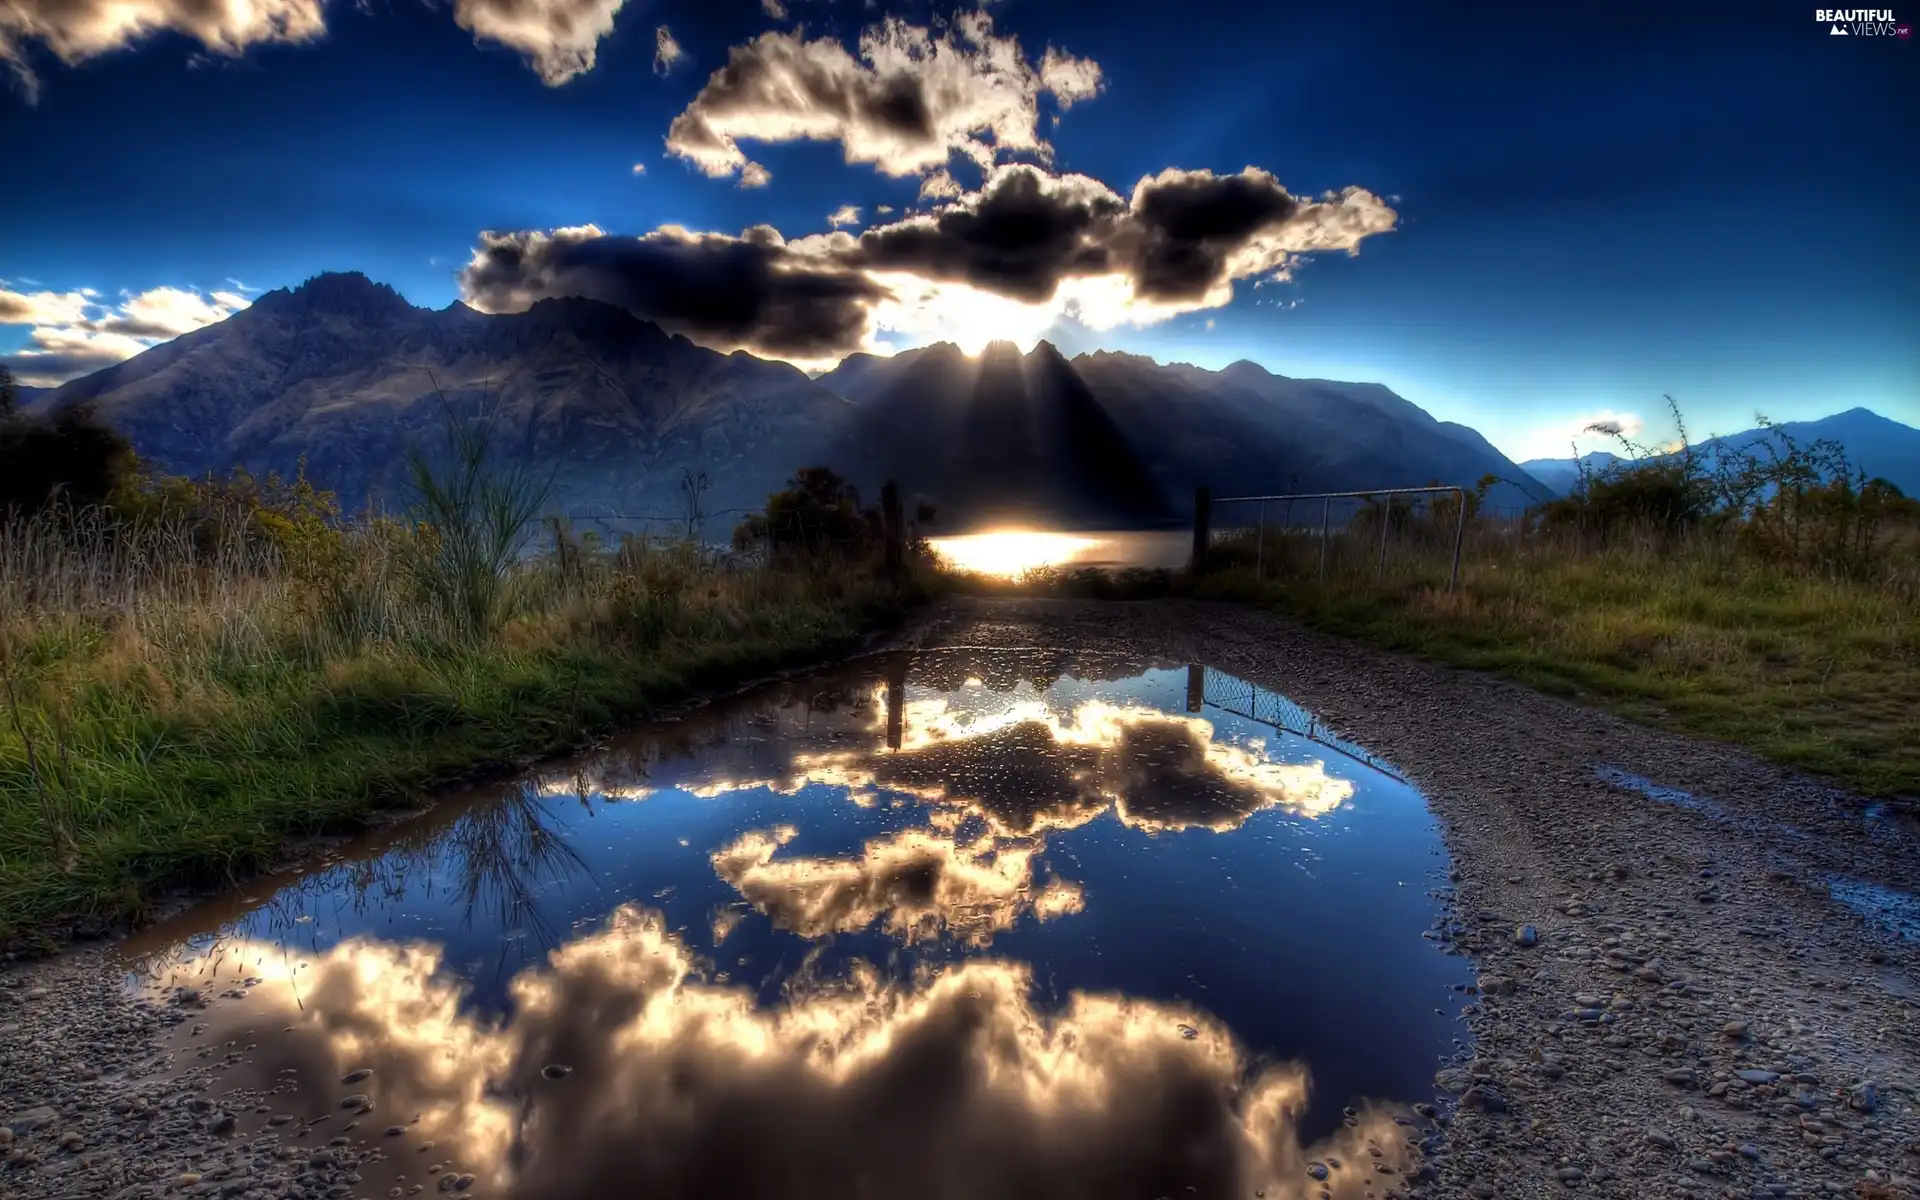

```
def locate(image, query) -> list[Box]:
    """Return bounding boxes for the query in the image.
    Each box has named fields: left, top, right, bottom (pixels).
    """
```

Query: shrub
left=0, top=402, right=140, bottom=518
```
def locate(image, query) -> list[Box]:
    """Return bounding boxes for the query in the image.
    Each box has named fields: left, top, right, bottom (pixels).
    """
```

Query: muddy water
left=119, top=651, right=1470, bottom=1199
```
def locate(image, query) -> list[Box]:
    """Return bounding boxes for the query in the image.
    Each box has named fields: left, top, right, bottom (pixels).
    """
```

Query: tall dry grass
left=0, top=496, right=906, bottom=939
left=1197, top=508, right=1920, bottom=797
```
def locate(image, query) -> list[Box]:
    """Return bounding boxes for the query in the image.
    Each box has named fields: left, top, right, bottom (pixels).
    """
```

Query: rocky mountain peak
left=251, top=272, right=418, bottom=325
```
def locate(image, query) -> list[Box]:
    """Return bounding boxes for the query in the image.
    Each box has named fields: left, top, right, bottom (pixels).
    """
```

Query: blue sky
left=1, top=0, right=1915, bottom=462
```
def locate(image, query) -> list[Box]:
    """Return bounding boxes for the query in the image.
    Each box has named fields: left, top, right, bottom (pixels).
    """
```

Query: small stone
left=342, top=1093, right=373, bottom=1110
left=1514, top=925, right=1540, bottom=947
left=1664, top=1068, right=1699, bottom=1089
left=10, top=1106, right=55, bottom=1132
left=1736, top=1070, right=1779, bottom=1085
left=386, top=1125, right=409, bottom=1137
left=1307, top=1162, right=1329, bottom=1181
left=1460, top=1084, right=1508, bottom=1113
left=1849, top=1081, right=1879, bottom=1113
left=177, top=1173, right=203, bottom=1188
left=57, top=1130, right=81, bottom=1150
left=541, top=1063, right=574, bottom=1080
left=1434, top=1067, right=1474, bottom=1094
left=342, top=1068, right=374, bottom=1084
left=1722, top=1020, right=1751, bottom=1039
left=1646, top=1130, right=1677, bottom=1150
left=1556, top=1166, right=1586, bottom=1184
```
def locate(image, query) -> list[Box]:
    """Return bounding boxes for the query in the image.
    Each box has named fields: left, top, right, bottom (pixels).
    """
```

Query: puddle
left=123, top=652, right=1468, bottom=1199
left=1593, top=764, right=1919, bottom=945
left=1825, top=878, right=1920, bottom=943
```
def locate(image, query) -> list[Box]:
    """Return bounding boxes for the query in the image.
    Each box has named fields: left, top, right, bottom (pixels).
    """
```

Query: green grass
left=1194, top=525, right=1920, bottom=798
left=1, top=510, right=912, bottom=940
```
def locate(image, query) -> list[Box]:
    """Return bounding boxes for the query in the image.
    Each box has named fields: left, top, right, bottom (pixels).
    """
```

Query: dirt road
left=898, top=599, right=1920, bottom=1200
left=3, top=597, right=1916, bottom=1199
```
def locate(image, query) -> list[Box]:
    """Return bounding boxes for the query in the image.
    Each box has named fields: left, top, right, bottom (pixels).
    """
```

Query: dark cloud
left=459, top=168, right=1394, bottom=361
left=459, top=224, right=889, bottom=360
left=853, top=165, right=1123, bottom=303
left=1120, top=168, right=1304, bottom=301
left=0, top=347, right=125, bottom=385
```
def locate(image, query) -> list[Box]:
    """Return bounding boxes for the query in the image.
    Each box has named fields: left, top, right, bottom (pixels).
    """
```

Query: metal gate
left=1189, top=484, right=1468, bottom=590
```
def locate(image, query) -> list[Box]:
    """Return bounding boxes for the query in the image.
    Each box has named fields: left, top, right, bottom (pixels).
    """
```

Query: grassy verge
left=1, top=506, right=914, bottom=941
left=1191, top=527, right=1919, bottom=798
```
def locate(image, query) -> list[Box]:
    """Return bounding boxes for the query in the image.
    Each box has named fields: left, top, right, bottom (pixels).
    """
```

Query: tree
left=0, top=364, right=19, bottom=419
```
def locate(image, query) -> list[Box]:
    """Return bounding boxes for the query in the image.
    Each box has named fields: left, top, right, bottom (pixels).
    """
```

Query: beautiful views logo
left=1815, top=7, right=1910, bottom=34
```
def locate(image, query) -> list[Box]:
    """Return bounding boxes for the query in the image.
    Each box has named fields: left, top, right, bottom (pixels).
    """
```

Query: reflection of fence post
left=881, top=479, right=904, bottom=581
left=1318, top=495, right=1331, bottom=583
left=1189, top=487, right=1212, bottom=575
left=1185, top=663, right=1205, bottom=713
left=885, top=652, right=908, bottom=750
left=1449, top=486, right=1467, bottom=592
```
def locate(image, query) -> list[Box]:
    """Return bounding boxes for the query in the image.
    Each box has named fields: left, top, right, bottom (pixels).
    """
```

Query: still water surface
left=926, top=529, right=1190, bottom=577
left=124, top=651, right=1468, bottom=1199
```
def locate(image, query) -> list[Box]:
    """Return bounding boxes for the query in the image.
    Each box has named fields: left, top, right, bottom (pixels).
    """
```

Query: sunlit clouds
left=663, top=11, right=1101, bottom=189
left=711, top=825, right=1085, bottom=945
left=651, top=23, right=682, bottom=76
left=1513, top=407, right=1649, bottom=461
left=152, top=908, right=1413, bottom=1197
left=0, top=283, right=251, bottom=385
left=0, top=0, right=324, bottom=102
left=452, top=0, right=629, bottom=85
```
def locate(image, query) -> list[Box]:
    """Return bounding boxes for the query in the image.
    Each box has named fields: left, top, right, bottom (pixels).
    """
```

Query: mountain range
left=7, top=270, right=1732, bottom=533
left=1520, top=409, right=1920, bottom=498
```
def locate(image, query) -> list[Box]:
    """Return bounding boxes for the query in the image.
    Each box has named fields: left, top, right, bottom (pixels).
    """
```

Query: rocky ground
left=3, top=597, right=1916, bottom=1199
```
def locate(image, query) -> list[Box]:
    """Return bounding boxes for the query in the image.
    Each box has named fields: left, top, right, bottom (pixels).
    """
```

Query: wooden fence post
left=1190, top=487, right=1212, bottom=576
left=881, top=479, right=904, bottom=580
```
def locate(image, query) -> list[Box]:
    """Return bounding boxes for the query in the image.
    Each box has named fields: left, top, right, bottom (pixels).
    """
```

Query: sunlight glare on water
left=926, top=529, right=1104, bottom=578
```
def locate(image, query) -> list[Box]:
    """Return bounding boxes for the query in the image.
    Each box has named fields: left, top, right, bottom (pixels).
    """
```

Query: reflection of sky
left=127, top=656, right=1469, bottom=1152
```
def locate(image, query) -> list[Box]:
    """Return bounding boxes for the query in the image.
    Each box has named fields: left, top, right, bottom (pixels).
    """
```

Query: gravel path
left=4, top=597, right=1916, bottom=1199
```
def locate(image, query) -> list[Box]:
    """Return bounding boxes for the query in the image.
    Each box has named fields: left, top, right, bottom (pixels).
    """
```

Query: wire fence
left=1203, top=485, right=1473, bottom=590
left=1189, top=664, right=1410, bottom=783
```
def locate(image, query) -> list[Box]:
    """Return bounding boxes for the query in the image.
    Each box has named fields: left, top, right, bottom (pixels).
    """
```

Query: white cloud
left=0, top=286, right=96, bottom=326
left=760, top=0, right=787, bottom=18
left=630, top=162, right=646, bottom=175
left=826, top=204, right=862, bottom=228
left=918, top=169, right=964, bottom=201
left=652, top=23, right=682, bottom=75
left=0, top=0, right=324, bottom=102
left=452, top=0, right=629, bottom=86
left=0, top=283, right=250, bottom=386
left=664, top=10, right=1102, bottom=189
left=1511, top=409, right=1650, bottom=462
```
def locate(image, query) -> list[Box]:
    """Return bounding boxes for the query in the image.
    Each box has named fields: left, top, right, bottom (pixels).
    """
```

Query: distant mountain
left=818, top=347, right=1552, bottom=522
left=1517, top=451, right=1623, bottom=496
left=30, top=271, right=1555, bottom=533
left=29, top=273, right=858, bottom=528
left=1519, top=409, right=1920, bottom=498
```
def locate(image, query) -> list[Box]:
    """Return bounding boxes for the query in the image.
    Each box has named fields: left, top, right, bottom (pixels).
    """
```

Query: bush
left=0, top=402, right=140, bottom=518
